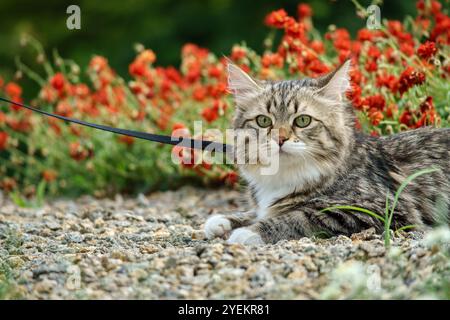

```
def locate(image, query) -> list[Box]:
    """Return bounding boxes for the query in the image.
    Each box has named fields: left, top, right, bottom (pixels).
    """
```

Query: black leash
left=0, top=96, right=230, bottom=153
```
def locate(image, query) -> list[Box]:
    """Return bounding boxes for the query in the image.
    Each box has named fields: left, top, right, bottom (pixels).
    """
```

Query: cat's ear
left=316, top=59, right=352, bottom=101
left=227, top=62, right=262, bottom=105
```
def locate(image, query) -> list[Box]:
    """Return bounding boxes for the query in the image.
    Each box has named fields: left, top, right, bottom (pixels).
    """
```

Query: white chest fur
left=240, top=160, right=322, bottom=219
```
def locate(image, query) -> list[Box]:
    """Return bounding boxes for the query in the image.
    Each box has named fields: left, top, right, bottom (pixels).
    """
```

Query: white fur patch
left=204, top=215, right=232, bottom=239
left=227, top=228, right=264, bottom=245
left=241, top=156, right=322, bottom=219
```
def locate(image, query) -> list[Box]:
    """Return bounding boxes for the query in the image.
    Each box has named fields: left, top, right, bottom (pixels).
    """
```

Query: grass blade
left=320, top=205, right=385, bottom=222
left=395, top=225, right=417, bottom=235
left=388, top=167, right=440, bottom=230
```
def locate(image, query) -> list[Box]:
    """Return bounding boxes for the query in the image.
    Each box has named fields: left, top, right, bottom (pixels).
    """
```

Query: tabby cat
left=204, top=60, right=450, bottom=244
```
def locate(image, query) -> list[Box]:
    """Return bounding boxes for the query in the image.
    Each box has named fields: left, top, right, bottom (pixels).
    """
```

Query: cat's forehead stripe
left=264, top=79, right=318, bottom=115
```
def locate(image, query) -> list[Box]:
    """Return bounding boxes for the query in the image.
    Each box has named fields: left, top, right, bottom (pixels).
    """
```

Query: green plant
left=321, top=167, right=440, bottom=248
left=0, top=1, right=448, bottom=197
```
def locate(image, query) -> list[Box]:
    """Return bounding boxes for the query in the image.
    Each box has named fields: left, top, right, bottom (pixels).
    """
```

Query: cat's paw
left=204, top=215, right=232, bottom=239
left=227, top=227, right=264, bottom=245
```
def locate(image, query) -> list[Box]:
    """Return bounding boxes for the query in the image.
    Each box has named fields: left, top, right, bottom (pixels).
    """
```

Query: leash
left=0, top=96, right=231, bottom=153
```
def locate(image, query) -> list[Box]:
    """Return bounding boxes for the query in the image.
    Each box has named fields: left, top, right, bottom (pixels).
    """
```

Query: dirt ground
left=0, top=187, right=449, bottom=299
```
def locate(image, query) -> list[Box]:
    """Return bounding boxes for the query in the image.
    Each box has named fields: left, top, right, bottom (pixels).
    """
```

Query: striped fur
left=204, top=62, right=450, bottom=244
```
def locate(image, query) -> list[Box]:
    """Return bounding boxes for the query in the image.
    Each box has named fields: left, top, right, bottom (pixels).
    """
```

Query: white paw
left=204, top=215, right=232, bottom=239
left=227, top=228, right=264, bottom=245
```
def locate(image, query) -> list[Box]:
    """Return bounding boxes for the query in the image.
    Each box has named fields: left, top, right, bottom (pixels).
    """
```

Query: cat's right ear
left=227, top=62, right=262, bottom=106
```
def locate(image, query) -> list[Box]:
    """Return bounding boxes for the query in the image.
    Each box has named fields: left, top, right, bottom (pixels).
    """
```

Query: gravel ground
left=0, top=187, right=449, bottom=299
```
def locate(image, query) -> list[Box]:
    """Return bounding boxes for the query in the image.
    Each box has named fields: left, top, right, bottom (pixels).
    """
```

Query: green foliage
left=321, top=168, right=440, bottom=248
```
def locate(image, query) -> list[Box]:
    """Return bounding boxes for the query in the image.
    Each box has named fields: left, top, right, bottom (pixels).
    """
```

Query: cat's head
left=228, top=60, right=355, bottom=177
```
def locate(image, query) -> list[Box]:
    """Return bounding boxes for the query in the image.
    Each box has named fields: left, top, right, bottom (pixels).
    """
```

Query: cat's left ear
left=227, top=62, right=262, bottom=105
left=316, top=59, right=352, bottom=101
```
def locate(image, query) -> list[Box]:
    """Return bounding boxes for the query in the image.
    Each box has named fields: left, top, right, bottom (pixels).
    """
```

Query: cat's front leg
left=227, top=227, right=265, bottom=245
left=204, top=210, right=257, bottom=239
left=226, top=211, right=311, bottom=244
left=228, top=203, right=383, bottom=244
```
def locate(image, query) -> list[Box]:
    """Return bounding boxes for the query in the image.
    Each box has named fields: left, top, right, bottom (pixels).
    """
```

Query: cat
left=204, top=60, right=450, bottom=245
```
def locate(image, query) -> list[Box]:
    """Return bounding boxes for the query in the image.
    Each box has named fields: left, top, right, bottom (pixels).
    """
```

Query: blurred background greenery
left=0, top=0, right=418, bottom=98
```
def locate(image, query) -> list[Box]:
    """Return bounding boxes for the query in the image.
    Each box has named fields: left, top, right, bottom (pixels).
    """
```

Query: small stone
left=65, top=232, right=84, bottom=243
left=8, top=256, right=25, bottom=268
left=35, top=279, right=57, bottom=293
left=140, top=244, right=159, bottom=254
left=191, top=229, right=205, bottom=240
left=153, top=228, right=170, bottom=239
left=46, top=221, right=60, bottom=230
left=351, top=227, right=378, bottom=241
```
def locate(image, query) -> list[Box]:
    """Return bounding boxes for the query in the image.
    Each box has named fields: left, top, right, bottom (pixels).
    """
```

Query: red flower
left=118, top=135, right=135, bottom=146
left=42, top=170, right=57, bottom=182
left=185, top=63, right=201, bottom=83
left=50, top=73, right=66, bottom=92
left=367, top=45, right=381, bottom=60
left=171, top=123, right=190, bottom=139
left=431, top=0, right=442, bottom=15
left=136, top=49, right=156, bottom=64
left=201, top=106, right=219, bottom=123
left=231, top=45, right=247, bottom=61
left=310, top=40, right=325, bottom=54
left=399, top=43, right=415, bottom=56
left=172, top=122, right=186, bottom=132
left=208, top=65, right=222, bottom=78
left=192, top=86, right=207, bottom=101
left=420, top=96, right=434, bottom=113
left=417, top=41, right=437, bottom=60
left=368, top=109, right=384, bottom=126
left=0, top=112, right=6, bottom=125
left=396, top=67, right=426, bottom=95
left=364, top=60, right=378, bottom=72
left=416, top=0, right=425, bottom=11
left=357, top=29, right=374, bottom=41
left=5, top=82, right=22, bottom=97
left=89, top=56, right=108, bottom=72
left=346, top=84, right=363, bottom=109
left=209, top=82, right=227, bottom=99
left=69, top=142, right=91, bottom=161
left=307, top=59, right=329, bottom=75
left=386, top=104, right=398, bottom=118
left=297, top=4, right=312, bottom=19
left=264, top=9, right=288, bottom=28
left=261, top=53, right=284, bottom=68
left=223, top=171, right=239, bottom=185
left=376, top=73, right=397, bottom=91
left=1, top=178, right=17, bottom=192
left=0, top=131, right=8, bottom=150
left=7, top=118, right=32, bottom=132
left=399, top=109, right=414, bottom=127
left=365, top=94, right=386, bottom=111
left=172, top=146, right=197, bottom=168
left=129, top=61, right=147, bottom=77
left=55, top=101, right=73, bottom=117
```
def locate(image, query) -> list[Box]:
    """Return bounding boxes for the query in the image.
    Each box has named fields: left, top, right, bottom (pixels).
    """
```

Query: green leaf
left=320, top=205, right=385, bottom=222
left=388, top=167, right=440, bottom=231
left=10, top=191, right=28, bottom=208
left=35, top=180, right=47, bottom=207
left=395, top=225, right=417, bottom=235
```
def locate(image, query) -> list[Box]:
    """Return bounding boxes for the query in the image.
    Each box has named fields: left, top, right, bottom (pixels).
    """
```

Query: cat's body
left=204, top=61, right=450, bottom=244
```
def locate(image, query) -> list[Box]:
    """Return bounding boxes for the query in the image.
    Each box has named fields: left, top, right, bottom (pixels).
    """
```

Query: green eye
left=294, top=115, right=312, bottom=128
left=256, top=115, right=272, bottom=128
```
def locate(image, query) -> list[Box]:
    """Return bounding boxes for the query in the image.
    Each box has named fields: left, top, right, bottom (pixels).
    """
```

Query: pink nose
left=278, top=136, right=288, bottom=146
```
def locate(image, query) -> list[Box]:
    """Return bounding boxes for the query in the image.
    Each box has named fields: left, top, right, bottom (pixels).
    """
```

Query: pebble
left=0, top=186, right=448, bottom=299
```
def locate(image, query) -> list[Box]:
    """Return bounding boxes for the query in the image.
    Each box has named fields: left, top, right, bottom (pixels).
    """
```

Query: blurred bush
left=0, top=0, right=418, bottom=96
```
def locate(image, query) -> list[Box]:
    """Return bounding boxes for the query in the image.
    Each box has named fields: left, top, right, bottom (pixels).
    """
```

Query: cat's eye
left=256, top=115, right=272, bottom=128
left=294, top=115, right=312, bottom=128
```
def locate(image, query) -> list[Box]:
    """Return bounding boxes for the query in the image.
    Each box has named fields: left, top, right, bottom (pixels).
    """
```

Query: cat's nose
left=278, top=136, right=288, bottom=146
